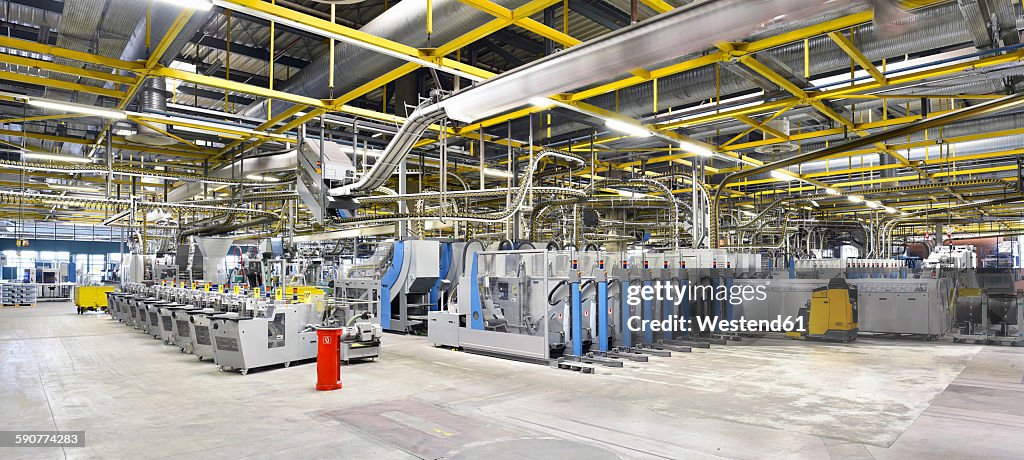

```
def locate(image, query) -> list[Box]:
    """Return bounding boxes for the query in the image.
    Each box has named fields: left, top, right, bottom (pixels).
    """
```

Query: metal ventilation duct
left=118, top=3, right=212, bottom=146
left=241, top=0, right=531, bottom=120
left=754, top=119, right=798, bottom=154
left=126, top=78, right=176, bottom=146
left=441, top=0, right=875, bottom=122
left=546, top=2, right=975, bottom=139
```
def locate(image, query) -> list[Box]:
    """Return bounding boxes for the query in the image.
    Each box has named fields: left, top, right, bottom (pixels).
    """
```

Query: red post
left=316, top=327, right=343, bottom=391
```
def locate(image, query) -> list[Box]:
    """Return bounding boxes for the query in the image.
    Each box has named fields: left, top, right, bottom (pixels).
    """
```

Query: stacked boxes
left=1, top=283, right=38, bottom=306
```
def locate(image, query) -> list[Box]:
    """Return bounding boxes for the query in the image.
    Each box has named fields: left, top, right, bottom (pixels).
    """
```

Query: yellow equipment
left=786, top=277, right=859, bottom=342
left=74, top=285, right=115, bottom=314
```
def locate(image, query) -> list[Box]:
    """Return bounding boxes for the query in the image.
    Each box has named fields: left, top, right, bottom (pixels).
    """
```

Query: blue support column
left=709, top=267, right=721, bottom=331
left=571, top=280, right=582, bottom=356
left=429, top=243, right=452, bottom=310
left=469, top=255, right=484, bottom=330
left=679, top=273, right=690, bottom=337
left=724, top=265, right=735, bottom=322
left=642, top=280, right=653, bottom=345
left=620, top=279, right=632, bottom=349
left=597, top=280, right=609, bottom=352
left=379, top=242, right=405, bottom=331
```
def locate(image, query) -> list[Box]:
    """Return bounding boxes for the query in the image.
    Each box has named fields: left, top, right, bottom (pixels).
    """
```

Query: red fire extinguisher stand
left=316, top=327, right=343, bottom=391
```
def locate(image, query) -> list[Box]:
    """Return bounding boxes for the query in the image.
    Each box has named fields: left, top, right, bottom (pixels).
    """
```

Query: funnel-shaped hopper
left=195, top=236, right=234, bottom=258
left=194, top=237, right=234, bottom=284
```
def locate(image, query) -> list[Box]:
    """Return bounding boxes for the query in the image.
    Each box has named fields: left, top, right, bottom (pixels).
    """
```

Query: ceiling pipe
left=710, top=92, right=1024, bottom=247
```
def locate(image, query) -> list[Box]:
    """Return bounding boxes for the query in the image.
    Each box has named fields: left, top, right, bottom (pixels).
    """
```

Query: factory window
left=88, top=255, right=105, bottom=274
left=74, top=254, right=108, bottom=275
left=4, top=250, right=36, bottom=270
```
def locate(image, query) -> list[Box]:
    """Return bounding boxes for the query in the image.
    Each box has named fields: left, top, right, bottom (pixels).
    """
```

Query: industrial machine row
left=104, top=282, right=382, bottom=375
left=333, top=239, right=1022, bottom=371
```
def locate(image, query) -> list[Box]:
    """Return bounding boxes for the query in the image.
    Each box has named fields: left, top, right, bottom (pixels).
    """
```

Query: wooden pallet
left=3, top=303, right=36, bottom=308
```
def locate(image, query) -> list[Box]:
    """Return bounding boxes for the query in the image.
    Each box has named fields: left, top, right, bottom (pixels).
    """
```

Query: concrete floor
left=2, top=303, right=1023, bottom=459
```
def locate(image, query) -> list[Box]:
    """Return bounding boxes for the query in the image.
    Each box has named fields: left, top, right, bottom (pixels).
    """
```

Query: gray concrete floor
left=2, top=302, right=1023, bottom=459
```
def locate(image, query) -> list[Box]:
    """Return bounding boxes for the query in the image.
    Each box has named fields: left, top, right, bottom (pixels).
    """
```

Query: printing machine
left=379, top=239, right=441, bottom=333
left=429, top=249, right=554, bottom=362
left=210, top=301, right=320, bottom=375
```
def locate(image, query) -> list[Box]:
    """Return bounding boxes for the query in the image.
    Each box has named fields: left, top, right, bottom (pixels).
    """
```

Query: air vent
left=754, top=119, right=798, bottom=154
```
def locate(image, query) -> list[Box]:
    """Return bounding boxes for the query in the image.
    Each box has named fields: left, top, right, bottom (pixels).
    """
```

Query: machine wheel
left=197, top=355, right=204, bottom=361
left=283, top=361, right=290, bottom=368
left=240, top=369, right=249, bottom=376
left=218, top=366, right=225, bottom=373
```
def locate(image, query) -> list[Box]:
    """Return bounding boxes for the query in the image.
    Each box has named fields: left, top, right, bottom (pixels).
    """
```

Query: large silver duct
left=119, top=3, right=212, bottom=146
left=241, top=0, right=531, bottom=120
left=335, top=0, right=883, bottom=196
left=548, top=2, right=975, bottom=139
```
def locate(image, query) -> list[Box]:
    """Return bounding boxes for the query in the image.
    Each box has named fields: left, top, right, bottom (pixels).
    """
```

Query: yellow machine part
left=810, top=288, right=858, bottom=340
left=290, top=286, right=324, bottom=298
left=74, top=286, right=114, bottom=308
left=788, top=285, right=858, bottom=341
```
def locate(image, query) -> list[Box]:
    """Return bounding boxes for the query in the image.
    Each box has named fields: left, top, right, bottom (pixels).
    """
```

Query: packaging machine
left=210, top=301, right=320, bottom=375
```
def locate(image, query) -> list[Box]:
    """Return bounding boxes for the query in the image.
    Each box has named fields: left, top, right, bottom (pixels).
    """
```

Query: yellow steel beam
left=219, top=0, right=484, bottom=79
left=827, top=30, right=886, bottom=84
left=722, top=105, right=795, bottom=147
left=0, top=69, right=127, bottom=99
left=654, top=45, right=1024, bottom=131
left=639, top=0, right=675, bottom=13
left=0, top=113, right=92, bottom=124
left=0, top=53, right=137, bottom=85
left=151, top=66, right=328, bottom=108
left=434, top=0, right=563, bottom=56
left=0, top=36, right=143, bottom=71
left=517, top=17, right=581, bottom=47
left=735, top=114, right=787, bottom=140
left=146, top=11, right=194, bottom=69
left=133, top=120, right=200, bottom=150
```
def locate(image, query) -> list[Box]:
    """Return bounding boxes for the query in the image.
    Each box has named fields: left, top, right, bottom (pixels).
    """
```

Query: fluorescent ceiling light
left=483, top=168, right=513, bottom=179
left=27, top=100, right=126, bottom=119
left=48, top=184, right=99, bottom=193
left=605, top=119, right=653, bottom=137
left=610, top=188, right=658, bottom=199
left=156, top=0, right=212, bottom=10
left=809, top=200, right=820, bottom=207
left=770, top=170, right=795, bottom=181
left=24, top=152, right=93, bottom=164
left=824, top=187, right=840, bottom=195
left=848, top=195, right=864, bottom=203
left=245, top=174, right=281, bottom=182
left=865, top=200, right=881, bottom=209
left=884, top=206, right=898, bottom=214
left=679, top=140, right=714, bottom=157
left=529, top=97, right=553, bottom=108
